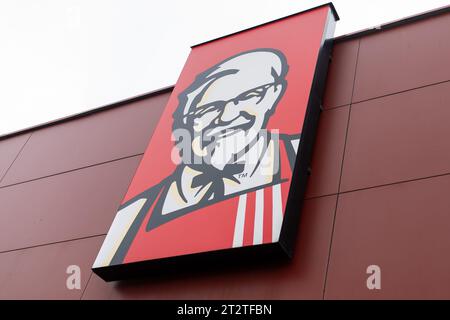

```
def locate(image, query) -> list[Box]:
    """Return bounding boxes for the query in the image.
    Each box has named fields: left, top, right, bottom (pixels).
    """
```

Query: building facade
left=0, top=6, right=449, bottom=299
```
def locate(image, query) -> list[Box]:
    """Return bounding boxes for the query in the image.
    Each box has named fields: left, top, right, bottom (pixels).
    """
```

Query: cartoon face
left=173, top=49, right=288, bottom=170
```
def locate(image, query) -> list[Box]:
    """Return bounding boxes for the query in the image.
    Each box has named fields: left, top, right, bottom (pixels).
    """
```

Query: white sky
left=1, top=0, right=449, bottom=136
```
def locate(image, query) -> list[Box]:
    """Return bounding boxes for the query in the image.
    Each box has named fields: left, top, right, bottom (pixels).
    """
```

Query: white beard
left=207, top=128, right=262, bottom=171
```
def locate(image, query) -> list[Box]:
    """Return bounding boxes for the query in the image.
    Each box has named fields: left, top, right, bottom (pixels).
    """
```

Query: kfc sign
left=93, top=3, right=338, bottom=281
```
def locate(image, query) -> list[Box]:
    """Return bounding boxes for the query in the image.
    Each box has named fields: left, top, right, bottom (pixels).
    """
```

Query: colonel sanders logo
left=94, top=49, right=301, bottom=267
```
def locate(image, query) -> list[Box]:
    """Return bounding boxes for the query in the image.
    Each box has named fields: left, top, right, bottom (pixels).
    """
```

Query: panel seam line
left=322, top=38, right=361, bottom=300
left=0, top=233, right=107, bottom=254
left=0, top=153, right=144, bottom=190
left=0, top=133, right=33, bottom=184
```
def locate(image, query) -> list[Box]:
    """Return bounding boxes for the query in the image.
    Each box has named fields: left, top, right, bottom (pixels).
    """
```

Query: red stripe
left=243, top=191, right=256, bottom=246
left=263, top=187, right=273, bottom=244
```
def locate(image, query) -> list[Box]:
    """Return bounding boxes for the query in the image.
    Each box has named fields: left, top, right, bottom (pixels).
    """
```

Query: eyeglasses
left=182, top=82, right=277, bottom=120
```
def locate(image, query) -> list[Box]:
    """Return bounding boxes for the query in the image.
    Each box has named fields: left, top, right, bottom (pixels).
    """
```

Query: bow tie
left=190, top=163, right=245, bottom=201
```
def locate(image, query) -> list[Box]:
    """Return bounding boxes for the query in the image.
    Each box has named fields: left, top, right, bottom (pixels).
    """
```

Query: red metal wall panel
left=353, top=12, right=450, bottom=102
left=341, top=81, right=450, bottom=192
left=322, top=39, right=359, bottom=109
left=325, top=175, right=450, bottom=299
left=305, top=105, right=349, bottom=198
left=0, top=156, right=141, bottom=252
left=0, top=133, right=30, bottom=182
left=0, top=92, right=169, bottom=187
left=0, top=236, right=104, bottom=299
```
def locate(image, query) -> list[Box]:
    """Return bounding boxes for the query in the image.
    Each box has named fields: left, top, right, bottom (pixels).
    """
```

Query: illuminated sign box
left=93, top=3, right=338, bottom=281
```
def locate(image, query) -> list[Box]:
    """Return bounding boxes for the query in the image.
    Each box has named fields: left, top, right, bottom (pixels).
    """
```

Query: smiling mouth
left=204, top=120, right=253, bottom=139
left=204, top=112, right=255, bottom=137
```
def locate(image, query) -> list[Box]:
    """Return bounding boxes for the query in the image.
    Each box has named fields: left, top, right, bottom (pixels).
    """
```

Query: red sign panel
left=93, top=4, right=338, bottom=281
